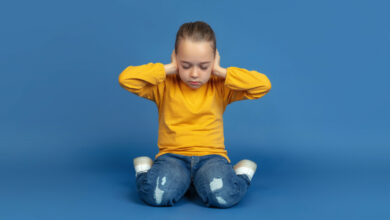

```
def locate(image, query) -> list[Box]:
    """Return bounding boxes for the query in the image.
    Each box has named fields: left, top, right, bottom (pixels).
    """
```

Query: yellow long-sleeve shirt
left=118, top=62, right=271, bottom=163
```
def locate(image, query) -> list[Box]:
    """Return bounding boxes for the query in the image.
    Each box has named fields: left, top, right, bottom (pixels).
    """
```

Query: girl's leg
left=193, top=155, right=251, bottom=208
left=135, top=153, right=191, bottom=207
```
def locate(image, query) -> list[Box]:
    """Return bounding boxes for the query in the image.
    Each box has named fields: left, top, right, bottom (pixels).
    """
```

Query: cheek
left=178, top=69, right=188, bottom=78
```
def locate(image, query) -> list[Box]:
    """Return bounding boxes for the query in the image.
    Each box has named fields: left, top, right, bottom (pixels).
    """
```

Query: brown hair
left=174, top=21, right=216, bottom=57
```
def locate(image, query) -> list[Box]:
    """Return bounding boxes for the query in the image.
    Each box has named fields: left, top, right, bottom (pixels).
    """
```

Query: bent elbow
left=118, top=67, right=135, bottom=88
left=249, top=76, right=272, bottom=100
left=118, top=73, right=127, bottom=87
left=258, top=74, right=272, bottom=93
left=118, top=68, right=129, bottom=86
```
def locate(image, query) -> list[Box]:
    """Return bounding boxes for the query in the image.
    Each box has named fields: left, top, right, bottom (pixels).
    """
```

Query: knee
left=203, top=190, right=240, bottom=209
left=198, top=177, right=245, bottom=209
left=139, top=190, right=177, bottom=207
left=137, top=175, right=186, bottom=207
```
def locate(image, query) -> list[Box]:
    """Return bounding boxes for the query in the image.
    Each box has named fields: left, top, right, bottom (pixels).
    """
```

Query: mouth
left=189, top=81, right=200, bottom=85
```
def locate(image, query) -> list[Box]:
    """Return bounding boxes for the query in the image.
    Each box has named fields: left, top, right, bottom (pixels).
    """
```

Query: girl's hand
left=164, top=49, right=178, bottom=75
left=212, top=49, right=227, bottom=78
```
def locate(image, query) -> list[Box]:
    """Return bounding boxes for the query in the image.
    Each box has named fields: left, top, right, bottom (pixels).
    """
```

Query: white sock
left=233, top=159, right=257, bottom=181
left=133, top=156, right=153, bottom=177
left=235, top=166, right=255, bottom=181
left=135, top=164, right=152, bottom=175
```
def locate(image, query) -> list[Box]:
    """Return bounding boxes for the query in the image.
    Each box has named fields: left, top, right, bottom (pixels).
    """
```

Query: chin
left=188, top=83, right=201, bottom=88
left=187, top=82, right=203, bottom=89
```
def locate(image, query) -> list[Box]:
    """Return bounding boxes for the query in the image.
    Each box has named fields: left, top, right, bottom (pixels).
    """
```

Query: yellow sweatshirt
left=118, top=62, right=271, bottom=163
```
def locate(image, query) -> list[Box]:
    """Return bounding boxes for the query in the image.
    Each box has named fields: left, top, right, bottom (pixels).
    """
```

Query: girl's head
left=174, top=21, right=217, bottom=89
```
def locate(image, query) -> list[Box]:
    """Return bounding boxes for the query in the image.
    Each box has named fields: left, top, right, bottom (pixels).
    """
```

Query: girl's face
left=176, top=39, right=215, bottom=89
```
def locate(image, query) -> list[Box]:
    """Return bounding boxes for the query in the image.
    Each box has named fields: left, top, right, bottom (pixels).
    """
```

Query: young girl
left=118, top=21, right=271, bottom=208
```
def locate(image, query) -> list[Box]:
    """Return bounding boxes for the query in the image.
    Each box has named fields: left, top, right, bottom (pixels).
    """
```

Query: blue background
left=1, top=0, right=389, bottom=219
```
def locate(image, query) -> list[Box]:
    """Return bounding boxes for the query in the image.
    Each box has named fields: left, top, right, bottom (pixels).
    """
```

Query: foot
left=133, top=156, right=153, bottom=177
left=233, top=159, right=257, bottom=181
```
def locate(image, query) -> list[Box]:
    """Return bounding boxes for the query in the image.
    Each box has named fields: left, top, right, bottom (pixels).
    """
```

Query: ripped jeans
left=135, top=153, right=251, bottom=208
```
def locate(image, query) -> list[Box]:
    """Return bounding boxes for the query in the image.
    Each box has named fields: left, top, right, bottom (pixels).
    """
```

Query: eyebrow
left=181, top=61, right=211, bottom=65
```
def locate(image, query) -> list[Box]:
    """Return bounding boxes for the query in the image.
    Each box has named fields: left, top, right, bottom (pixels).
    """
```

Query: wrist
left=214, top=66, right=227, bottom=78
left=164, top=63, right=177, bottom=75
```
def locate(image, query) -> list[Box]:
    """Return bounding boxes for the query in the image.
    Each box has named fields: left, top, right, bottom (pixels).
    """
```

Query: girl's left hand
left=212, top=49, right=227, bottom=78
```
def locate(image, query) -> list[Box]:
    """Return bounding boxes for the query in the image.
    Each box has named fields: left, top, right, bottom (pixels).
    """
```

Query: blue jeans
left=135, top=153, right=251, bottom=208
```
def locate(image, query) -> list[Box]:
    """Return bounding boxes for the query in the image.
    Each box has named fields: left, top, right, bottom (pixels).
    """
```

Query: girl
left=118, top=21, right=271, bottom=208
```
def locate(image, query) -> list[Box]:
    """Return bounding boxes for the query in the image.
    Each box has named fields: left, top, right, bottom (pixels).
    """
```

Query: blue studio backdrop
left=1, top=0, right=389, bottom=219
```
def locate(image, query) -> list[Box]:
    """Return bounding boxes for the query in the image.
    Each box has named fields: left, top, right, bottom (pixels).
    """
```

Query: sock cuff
left=234, top=166, right=255, bottom=181
left=135, top=164, right=152, bottom=174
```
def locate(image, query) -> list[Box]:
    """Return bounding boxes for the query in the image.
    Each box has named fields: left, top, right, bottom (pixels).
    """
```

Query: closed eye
left=183, top=65, right=208, bottom=70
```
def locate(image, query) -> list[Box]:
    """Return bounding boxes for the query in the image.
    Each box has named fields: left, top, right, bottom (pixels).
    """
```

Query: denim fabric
left=135, top=153, right=251, bottom=208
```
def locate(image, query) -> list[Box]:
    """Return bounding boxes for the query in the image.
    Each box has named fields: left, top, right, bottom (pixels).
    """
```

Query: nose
left=190, top=67, right=199, bottom=78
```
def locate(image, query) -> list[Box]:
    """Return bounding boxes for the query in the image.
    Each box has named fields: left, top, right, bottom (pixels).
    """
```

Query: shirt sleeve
left=223, top=66, right=272, bottom=105
left=118, top=62, right=166, bottom=107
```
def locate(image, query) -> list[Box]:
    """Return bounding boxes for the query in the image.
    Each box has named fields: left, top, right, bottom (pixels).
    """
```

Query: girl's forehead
left=178, top=40, right=214, bottom=61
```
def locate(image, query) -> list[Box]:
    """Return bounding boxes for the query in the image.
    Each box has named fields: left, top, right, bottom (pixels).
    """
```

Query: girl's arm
left=212, top=50, right=271, bottom=105
left=222, top=66, right=272, bottom=105
left=118, top=62, right=167, bottom=106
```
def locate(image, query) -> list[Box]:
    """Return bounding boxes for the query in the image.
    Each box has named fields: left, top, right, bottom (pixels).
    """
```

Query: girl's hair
left=174, top=21, right=216, bottom=57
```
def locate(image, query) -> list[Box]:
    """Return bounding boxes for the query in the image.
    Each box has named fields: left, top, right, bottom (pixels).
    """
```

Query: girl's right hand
left=164, top=49, right=178, bottom=75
